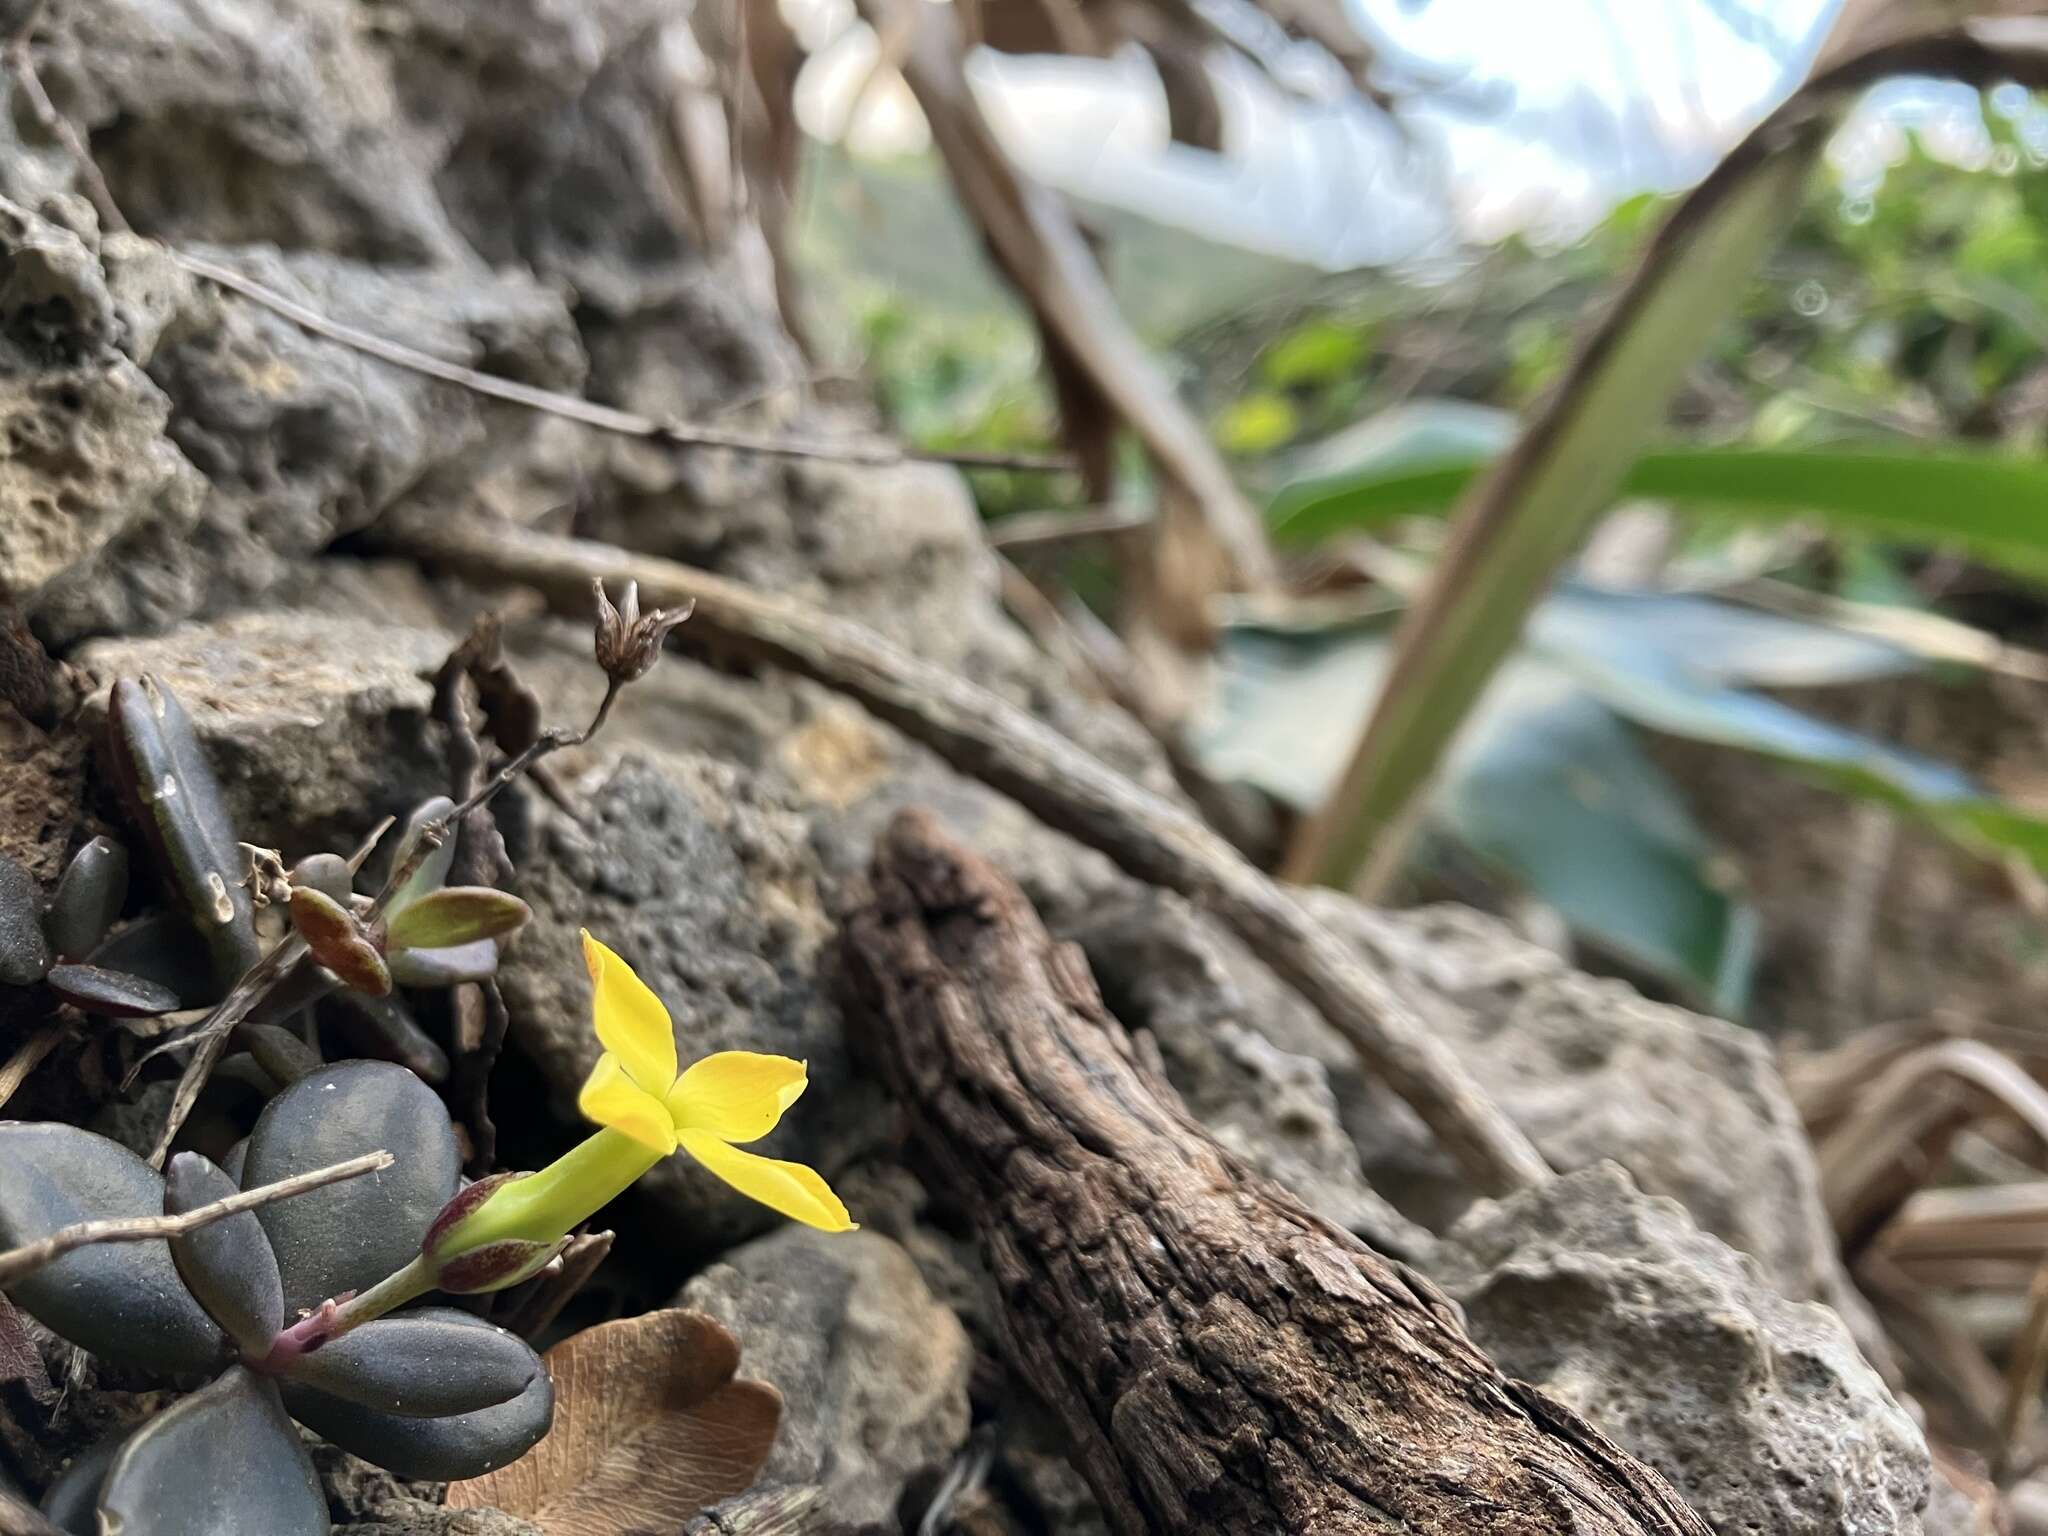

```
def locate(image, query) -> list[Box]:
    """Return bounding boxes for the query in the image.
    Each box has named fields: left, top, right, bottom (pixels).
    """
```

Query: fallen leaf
left=446, top=1308, right=780, bottom=1535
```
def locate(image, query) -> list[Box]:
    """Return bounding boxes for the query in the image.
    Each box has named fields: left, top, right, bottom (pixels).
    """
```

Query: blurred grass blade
left=1281, top=139, right=1822, bottom=888
left=1279, top=26, right=2048, bottom=890
left=1272, top=444, right=2048, bottom=580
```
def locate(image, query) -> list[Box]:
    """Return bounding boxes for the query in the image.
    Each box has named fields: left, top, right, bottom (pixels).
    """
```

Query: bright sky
left=788, top=0, right=1982, bottom=268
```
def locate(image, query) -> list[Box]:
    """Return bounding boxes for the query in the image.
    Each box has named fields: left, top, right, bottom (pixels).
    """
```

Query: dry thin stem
left=1819, top=1039, right=2048, bottom=1255
left=0, top=1492, right=63, bottom=1536
left=147, top=632, right=626, bottom=1163
left=2000, top=1261, right=2048, bottom=1480
left=146, top=932, right=309, bottom=1167
left=0, top=1027, right=60, bottom=1114
left=0, top=1150, right=392, bottom=1286
left=989, top=505, right=1153, bottom=551
left=168, top=252, right=1069, bottom=474
left=4, top=15, right=132, bottom=238
left=376, top=512, right=1551, bottom=1196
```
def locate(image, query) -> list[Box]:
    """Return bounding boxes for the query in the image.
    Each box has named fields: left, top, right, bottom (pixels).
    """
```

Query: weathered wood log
left=840, top=809, right=1711, bottom=1536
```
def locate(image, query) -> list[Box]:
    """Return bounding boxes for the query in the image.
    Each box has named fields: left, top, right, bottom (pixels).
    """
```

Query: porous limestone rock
left=1435, top=1163, right=1934, bottom=1536
left=678, top=1227, right=972, bottom=1531
left=74, top=611, right=451, bottom=855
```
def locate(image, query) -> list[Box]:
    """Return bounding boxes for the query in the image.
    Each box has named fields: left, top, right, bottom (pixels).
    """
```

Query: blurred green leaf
left=1214, top=392, right=1300, bottom=455
left=1195, top=622, right=1756, bottom=1012
left=1272, top=438, right=2048, bottom=581
left=1260, top=320, right=1368, bottom=387
left=1196, top=581, right=2048, bottom=1011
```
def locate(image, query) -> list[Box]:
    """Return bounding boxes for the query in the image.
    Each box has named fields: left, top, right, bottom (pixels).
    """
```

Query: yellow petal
left=580, top=930, right=677, bottom=1095
left=679, top=1129, right=855, bottom=1232
left=577, top=1053, right=678, bottom=1155
left=666, top=1052, right=808, bottom=1144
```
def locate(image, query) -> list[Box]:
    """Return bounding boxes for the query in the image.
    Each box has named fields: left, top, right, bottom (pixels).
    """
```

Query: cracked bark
left=840, top=809, right=1711, bottom=1536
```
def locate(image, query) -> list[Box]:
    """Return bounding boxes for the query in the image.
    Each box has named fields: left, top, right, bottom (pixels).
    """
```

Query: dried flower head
left=592, top=579, right=692, bottom=684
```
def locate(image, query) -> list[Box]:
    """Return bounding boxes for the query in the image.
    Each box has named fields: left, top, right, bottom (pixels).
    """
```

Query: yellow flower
left=421, top=931, right=852, bottom=1291
left=574, top=931, right=854, bottom=1233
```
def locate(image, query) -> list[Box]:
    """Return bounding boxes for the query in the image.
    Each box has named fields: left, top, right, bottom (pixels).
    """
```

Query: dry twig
left=169, top=251, right=1067, bottom=473
left=860, top=0, right=1274, bottom=707
left=0, top=1029, right=59, bottom=1115
left=1819, top=1039, right=2048, bottom=1255
left=0, top=1150, right=392, bottom=1287
left=375, top=511, right=1551, bottom=1196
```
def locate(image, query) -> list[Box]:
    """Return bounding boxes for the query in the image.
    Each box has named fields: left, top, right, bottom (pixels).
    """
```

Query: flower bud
left=419, top=1172, right=567, bottom=1295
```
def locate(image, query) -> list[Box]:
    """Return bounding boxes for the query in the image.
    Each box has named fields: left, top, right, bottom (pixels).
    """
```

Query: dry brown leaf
left=855, top=0, right=1277, bottom=706
left=446, top=1308, right=781, bottom=1535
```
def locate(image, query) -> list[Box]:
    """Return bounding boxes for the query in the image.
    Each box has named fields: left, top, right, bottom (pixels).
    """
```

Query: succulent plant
left=285, top=794, right=529, bottom=1008
left=0, top=837, right=182, bottom=1020
left=0, top=1063, right=553, bottom=1535
left=90, top=677, right=532, bottom=1085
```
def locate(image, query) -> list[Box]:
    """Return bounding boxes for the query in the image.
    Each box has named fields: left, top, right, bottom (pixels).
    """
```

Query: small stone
left=77, top=613, right=451, bottom=856
left=678, top=1227, right=971, bottom=1529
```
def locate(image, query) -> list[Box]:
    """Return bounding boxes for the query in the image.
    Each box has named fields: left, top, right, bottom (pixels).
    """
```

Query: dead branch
left=859, top=0, right=1275, bottom=690
left=377, top=511, right=1550, bottom=1195
left=0, top=1030, right=58, bottom=1116
left=0, top=1150, right=392, bottom=1287
left=1819, top=1039, right=2048, bottom=1256
left=838, top=810, right=1703, bottom=1534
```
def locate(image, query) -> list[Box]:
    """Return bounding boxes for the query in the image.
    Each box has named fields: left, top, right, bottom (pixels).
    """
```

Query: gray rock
left=677, top=1227, right=972, bottom=1530
left=74, top=611, right=452, bottom=855
left=1434, top=1163, right=1933, bottom=1536
left=1324, top=899, right=1842, bottom=1305
left=1081, top=888, right=1837, bottom=1304
left=0, top=198, right=206, bottom=609
left=33, top=247, right=583, bottom=647
left=29, top=0, right=468, bottom=264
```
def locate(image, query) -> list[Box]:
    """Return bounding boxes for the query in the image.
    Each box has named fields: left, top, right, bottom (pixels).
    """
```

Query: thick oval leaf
left=388, top=939, right=499, bottom=989
left=99, top=1367, right=327, bottom=1536
left=282, top=1310, right=553, bottom=1480
left=39, top=1430, right=125, bottom=1536
left=166, top=1153, right=284, bottom=1355
left=287, top=888, right=390, bottom=998
left=242, top=1062, right=460, bottom=1316
left=447, top=1309, right=780, bottom=1534
left=0, top=852, right=49, bottom=987
left=241, top=1022, right=324, bottom=1087
left=89, top=911, right=221, bottom=1010
left=284, top=1313, right=538, bottom=1417
left=44, top=963, right=180, bottom=1019
left=0, top=1123, right=223, bottom=1376
left=385, top=796, right=457, bottom=915
left=385, top=888, right=531, bottom=952
left=287, top=853, right=354, bottom=905
left=246, top=956, right=341, bottom=1029
left=45, top=838, right=129, bottom=962
left=106, top=676, right=262, bottom=987
left=326, top=991, right=450, bottom=1084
